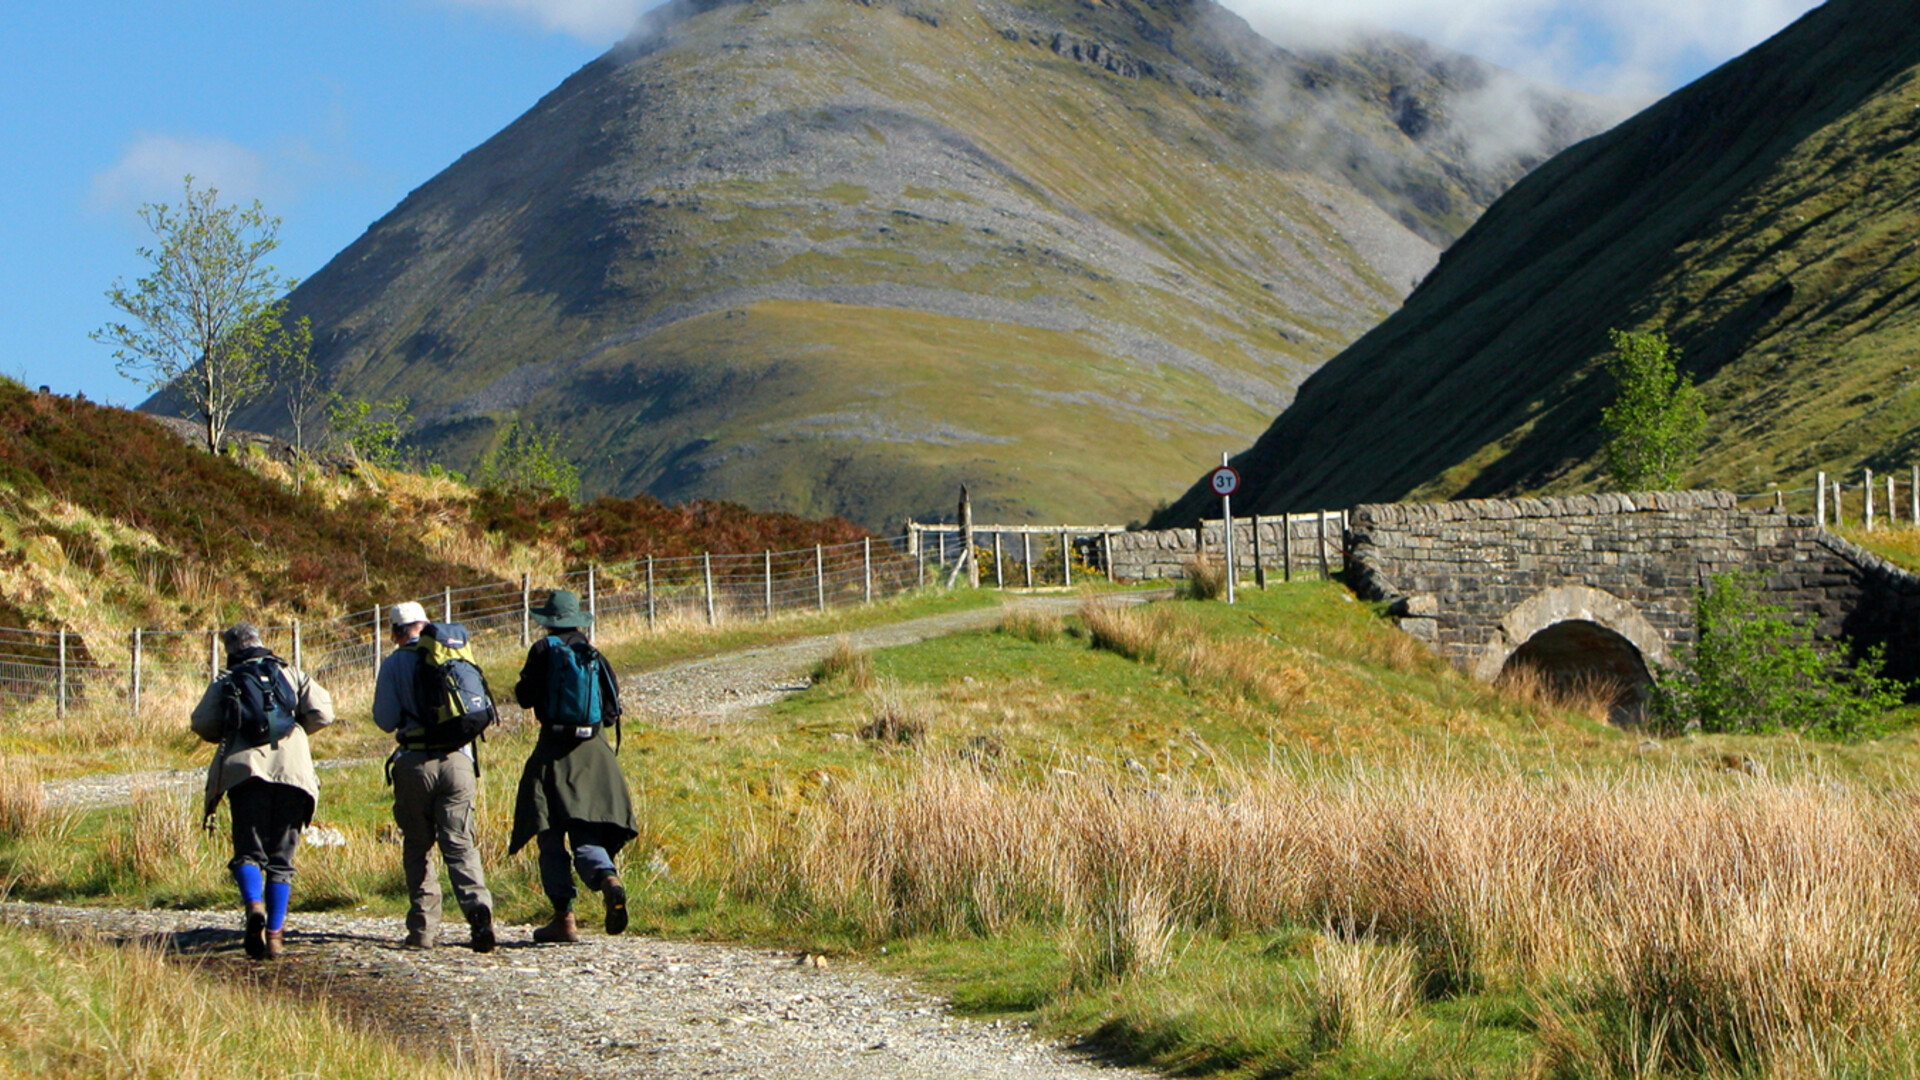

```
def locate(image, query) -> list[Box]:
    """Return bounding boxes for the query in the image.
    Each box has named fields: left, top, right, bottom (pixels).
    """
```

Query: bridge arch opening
left=1498, top=620, right=1652, bottom=726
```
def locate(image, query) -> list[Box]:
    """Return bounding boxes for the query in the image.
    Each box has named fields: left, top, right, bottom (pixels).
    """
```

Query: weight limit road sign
left=1210, top=466, right=1240, bottom=497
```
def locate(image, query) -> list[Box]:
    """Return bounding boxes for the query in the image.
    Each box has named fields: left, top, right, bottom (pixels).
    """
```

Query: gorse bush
left=1652, top=572, right=1906, bottom=739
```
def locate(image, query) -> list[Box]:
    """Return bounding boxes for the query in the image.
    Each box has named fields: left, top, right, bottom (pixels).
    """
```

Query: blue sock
left=233, top=863, right=265, bottom=906
left=265, top=882, right=291, bottom=932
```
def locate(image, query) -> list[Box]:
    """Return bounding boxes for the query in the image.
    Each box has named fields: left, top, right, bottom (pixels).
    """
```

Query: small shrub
left=812, top=638, right=874, bottom=690
left=858, top=680, right=927, bottom=745
left=1308, top=936, right=1418, bottom=1051
left=1071, top=883, right=1175, bottom=985
left=1652, top=572, right=1907, bottom=739
left=111, top=787, right=195, bottom=882
left=998, top=607, right=1064, bottom=644
left=0, top=759, right=46, bottom=839
left=1179, top=557, right=1228, bottom=601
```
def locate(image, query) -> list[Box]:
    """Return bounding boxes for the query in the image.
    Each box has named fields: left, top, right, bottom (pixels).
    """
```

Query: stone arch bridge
left=1344, top=491, right=1920, bottom=715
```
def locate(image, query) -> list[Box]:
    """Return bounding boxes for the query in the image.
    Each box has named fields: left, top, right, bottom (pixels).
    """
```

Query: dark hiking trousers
left=537, top=823, right=625, bottom=909
left=227, top=778, right=308, bottom=885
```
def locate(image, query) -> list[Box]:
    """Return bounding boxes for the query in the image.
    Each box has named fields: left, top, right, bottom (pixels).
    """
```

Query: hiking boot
left=532, top=911, right=578, bottom=944
left=468, top=906, right=497, bottom=954
left=404, top=928, right=435, bottom=950
left=600, top=876, right=629, bottom=936
left=263, top=929, right=285, bottom=960
left=243, top=902, right=268, bottom=961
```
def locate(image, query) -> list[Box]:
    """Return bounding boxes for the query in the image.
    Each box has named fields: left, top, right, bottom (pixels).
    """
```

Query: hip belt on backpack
left=547, top=723, right=598, bottom=739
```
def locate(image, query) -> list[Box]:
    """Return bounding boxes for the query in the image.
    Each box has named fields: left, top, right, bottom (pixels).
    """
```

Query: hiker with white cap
left=373, top=599, right=498, bottom=952
left=509, top=588, right=636, bottom=944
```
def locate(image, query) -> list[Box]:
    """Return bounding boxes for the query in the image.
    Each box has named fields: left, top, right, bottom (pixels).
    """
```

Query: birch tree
left=93, top=176, right=298, bottom=452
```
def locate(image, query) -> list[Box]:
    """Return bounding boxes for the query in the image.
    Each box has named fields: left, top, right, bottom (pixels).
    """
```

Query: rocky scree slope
left=1157, top=0, right=1920, bottom=523
left=191, top=0, right=1604, bottom=530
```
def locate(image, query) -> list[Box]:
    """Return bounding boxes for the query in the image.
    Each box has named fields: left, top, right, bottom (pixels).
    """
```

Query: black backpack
left=400, top=622, right=497, bottom=751
left=222, top=656, right=300, bottom=749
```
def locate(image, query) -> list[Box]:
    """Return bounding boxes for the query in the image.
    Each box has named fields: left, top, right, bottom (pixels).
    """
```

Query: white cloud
left=89, top=133, right=274, bottom=215
left=436, top=0, right=653, bottom=43
left=1227, top=0, right=1824, bottom=102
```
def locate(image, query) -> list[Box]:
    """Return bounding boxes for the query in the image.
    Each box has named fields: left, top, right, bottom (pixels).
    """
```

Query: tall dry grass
left=0, top=921, right=496, bottom=1079
left=1495, top=661, right=1629, bottom=725
left=1081, top=598, right=1308, bottom=707
left=0, top=758, right=45, bottom=840
left=733, top=761, right=1920, bottom=1077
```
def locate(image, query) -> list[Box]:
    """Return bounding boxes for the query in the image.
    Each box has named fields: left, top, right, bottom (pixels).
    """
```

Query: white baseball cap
left=389, top=601, right=429, bottom=628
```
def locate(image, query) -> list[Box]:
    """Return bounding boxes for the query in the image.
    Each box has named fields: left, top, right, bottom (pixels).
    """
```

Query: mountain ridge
left=154, top=0, right=1607, bottom=529
left=1155, top=0, right=1920, bottom=523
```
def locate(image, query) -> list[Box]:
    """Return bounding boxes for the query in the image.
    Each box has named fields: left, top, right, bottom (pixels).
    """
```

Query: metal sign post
left=1210, top=456, right=1241, bottom=605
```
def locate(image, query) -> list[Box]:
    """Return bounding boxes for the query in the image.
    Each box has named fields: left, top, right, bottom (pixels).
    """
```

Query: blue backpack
left=543, top=635, right=608, bottom=741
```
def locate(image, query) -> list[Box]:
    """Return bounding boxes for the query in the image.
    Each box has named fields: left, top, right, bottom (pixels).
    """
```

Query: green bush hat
left=531, top=589, right=592, bottom=630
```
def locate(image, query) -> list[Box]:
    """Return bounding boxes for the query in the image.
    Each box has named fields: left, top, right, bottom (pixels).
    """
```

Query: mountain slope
left=1157, top=0, right=1920, bottom=522
left=178, top=0, right=1603, bottom=529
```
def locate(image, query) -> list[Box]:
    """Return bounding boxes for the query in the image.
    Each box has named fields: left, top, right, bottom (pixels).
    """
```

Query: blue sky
left=3, top=0, right=1821, bottom=404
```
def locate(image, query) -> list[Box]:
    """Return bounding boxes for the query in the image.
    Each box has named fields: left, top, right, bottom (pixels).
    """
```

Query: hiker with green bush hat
left=191, top=622, right=336, bottom=961
left=509, top=588, right=637, bottom=943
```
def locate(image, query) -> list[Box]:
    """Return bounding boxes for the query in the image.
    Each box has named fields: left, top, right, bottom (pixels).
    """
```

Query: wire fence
left=0, top=536, right=935, bottom=721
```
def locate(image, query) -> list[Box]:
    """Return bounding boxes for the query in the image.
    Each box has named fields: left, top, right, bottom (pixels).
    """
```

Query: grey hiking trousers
left=391, top=749, right=493, bottom=939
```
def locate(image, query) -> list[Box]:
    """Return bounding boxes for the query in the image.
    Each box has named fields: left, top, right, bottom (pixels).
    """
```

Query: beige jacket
left=191, top=655, right=336, bottom=822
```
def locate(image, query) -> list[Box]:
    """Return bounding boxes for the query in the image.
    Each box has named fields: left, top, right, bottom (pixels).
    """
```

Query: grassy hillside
left=1157, top=0, right=1920, bottom=523
left=0, top=378, right=863, bottom=642
left=180, top=0, right=1607, bottom=530
left=9, top=583, right=1920, bottom=1077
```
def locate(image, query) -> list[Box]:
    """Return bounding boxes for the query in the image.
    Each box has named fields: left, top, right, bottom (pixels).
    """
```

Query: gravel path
left=3, top=902, right=1145, bottom=1079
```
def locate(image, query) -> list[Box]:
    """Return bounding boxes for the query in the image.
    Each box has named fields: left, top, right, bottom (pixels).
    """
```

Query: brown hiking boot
left=600, top=876, right=628, bottom=936
left=263, top=929, right=285, bottom=960
left=532, top=911, right=579, bottom=944
left=243, top=902, right=268, bottom=961
left=404, top=928, right=435, bottom=950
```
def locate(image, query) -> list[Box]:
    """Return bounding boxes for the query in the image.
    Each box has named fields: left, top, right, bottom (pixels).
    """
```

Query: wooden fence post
left=1060, top=531, right=1071, bottom=587
left=1252, top=516, right=1266, bottom=589
left=130, top=628, right=142, bottom=719
left=864, top=538, right=873, bottom=604
left=521, top=574, right=531, bottom=646
left=1867, top=468, right=1876, bottom=530
left=815, top=544, right=826, bottom=612
left=1318, top=511, right=1330, bottom=579
left=1888, top=474, right=1897, bottom=526
left=1283, top=513, right=1292, bottom=583
left=704, top=553, right=716, bottom=626
left=1023, top=531, right=1034, bottom=589
left=1834, top=481, right=1845, bottom=527
left=993, top=533, right=1004, bottom=589
left=1817, top=472, right=1827, bottom=527
left=57, top=627, right=67, bottom=720
left=208, top=629, right=218, bottom=682
left=1102, top=530, right=1114, bottom=583
left=764, top=551, right=774, bottom=619
left=646, top=556, right=656, bottom=629
left=371, top=605, right=382, bottom=681
left=587, top=565, right=598, bottom=625
left=443, top=586, right=453, bottom=624
left=960, top=486, right=978, bottom=589
left=292, top=620, right=302, bottom=672
left=916, top=534, right=925, bottom=589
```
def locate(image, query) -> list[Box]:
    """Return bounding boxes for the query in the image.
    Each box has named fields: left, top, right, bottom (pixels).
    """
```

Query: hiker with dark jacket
left=191, top=622, right=335, bottom=961
left=373, top=600, right=497, bottom=953
left=510, top=589, right=636, bottom=944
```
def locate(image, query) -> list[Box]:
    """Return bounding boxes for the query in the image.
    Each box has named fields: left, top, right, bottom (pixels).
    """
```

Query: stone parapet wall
left=1106, top=514, right=1347, bottom=582
left=1348, top=490, right=1920, bottom=681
